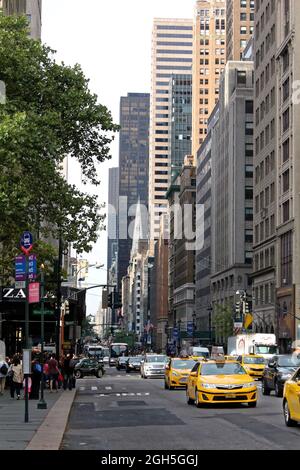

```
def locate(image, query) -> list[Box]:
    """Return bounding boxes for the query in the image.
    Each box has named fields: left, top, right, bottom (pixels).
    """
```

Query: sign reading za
left=1, top=288, right=26, bottom=302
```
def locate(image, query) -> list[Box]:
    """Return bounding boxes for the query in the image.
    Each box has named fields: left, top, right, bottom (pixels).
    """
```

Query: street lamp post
left=37, top=265, right=47, bottom=410
left=178, top=319, right=181, bottom=355
left=192, top=313, right=196, bottom=346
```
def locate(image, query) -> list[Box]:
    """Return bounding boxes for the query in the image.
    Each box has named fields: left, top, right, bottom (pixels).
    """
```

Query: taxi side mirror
left=165, top=365, right=170, bottom=370
left=190, top=372, right=197, bottom=377
left=268, top=362, right=275, bottom=368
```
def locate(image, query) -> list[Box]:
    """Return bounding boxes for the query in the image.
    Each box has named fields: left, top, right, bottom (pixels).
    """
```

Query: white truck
left=227, top=333, right=278, bottom=359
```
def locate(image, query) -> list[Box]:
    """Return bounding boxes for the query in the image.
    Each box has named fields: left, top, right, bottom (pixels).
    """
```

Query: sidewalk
left=0, top=387, right=76, bottom=450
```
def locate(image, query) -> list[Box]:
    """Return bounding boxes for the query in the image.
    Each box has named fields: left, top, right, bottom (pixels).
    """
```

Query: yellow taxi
left=283, top=367, right=300, bottom=427
left=186, top=360, right=257, bottom=407
left=237, top=354, right=266, bottom=379
left=165, top=357, right=197, bottom=389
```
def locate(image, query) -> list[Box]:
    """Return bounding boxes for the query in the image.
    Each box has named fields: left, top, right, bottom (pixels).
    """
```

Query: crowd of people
left=0, top=352, right=77, bottom=400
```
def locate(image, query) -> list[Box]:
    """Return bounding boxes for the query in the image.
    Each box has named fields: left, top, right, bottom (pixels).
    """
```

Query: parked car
left=262, top=354, right=300, bottom=397
left=116, top=356, right=128, bottom=371
left=283, top=367, right=300, bottom=426
left=74, top=358, right=105, bottom=379
left=140, top=354, right=167, bottom=378
left=126, top=356, right=143, bottom=373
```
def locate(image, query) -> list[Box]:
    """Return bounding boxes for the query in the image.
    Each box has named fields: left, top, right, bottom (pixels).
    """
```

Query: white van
left=188, top=346, right=210, bottom=359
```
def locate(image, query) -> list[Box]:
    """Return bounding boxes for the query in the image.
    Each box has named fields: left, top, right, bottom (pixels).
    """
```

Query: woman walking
left=48, top=354, right=59, bottom=392
left=9, top=357, right=23, bottom=399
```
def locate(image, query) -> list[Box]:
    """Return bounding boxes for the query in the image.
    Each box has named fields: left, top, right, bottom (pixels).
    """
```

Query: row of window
left=255, top=0, right=276, bottom=29
left=255, top=120, right=275, bottom=153
left=255, top=87, right=275, bottom=124
left=255, top=215, right=276, bottom=243
left=253, top=283, right=275, bottom=306
left=254, top=246, right=275, bottom=272
left=255, top=58, right=276, bottom=97
left=255, top=151, right=275, bottom=184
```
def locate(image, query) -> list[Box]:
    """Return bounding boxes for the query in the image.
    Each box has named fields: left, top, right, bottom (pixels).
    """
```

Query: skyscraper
left=169, top=73, right=193, bottom=169
left=2, top=0, right=42, bottom=39
left=117, top=93, right=150, bottom=294
left=149, top=18, right=193, bottom=242
left=192, top=0, right=226, bottom=158
left=107, top=167, right=119, bottom=285
left=226, top=0, right=255, bottom=61
left=252, top=0, right=277, bottom=336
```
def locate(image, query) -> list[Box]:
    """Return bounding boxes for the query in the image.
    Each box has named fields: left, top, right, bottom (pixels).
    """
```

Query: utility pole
left=55, top=236, right=63, bottom=360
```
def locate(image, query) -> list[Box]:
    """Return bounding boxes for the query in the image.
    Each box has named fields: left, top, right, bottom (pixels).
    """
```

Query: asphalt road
left=61, top=367, right=300, bottom=450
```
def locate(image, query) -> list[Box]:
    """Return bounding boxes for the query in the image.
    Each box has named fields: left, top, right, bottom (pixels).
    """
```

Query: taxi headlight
left=243, top=382, right=256, bottom=388
left=201, top=383, right=218, bottom=389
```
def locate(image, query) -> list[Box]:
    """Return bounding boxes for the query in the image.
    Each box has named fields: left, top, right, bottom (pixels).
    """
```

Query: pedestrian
left=62, top=353, right=75, bottom=391
left=9, top=357, right=23, bottom=399
left=48, top=354, right=59, bottom=392
left=0, top=357, right=9, bottom=396
left=30, top=359, right=42, bottom=400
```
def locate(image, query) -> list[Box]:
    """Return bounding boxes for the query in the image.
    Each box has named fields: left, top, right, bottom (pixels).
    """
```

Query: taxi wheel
left=186, top=388, right=194, bottom=405
left=283, top=400, right=297, bottom=427
left=248, top=401, right=257, bottom=408
left=195, top=389, right=202, bottom=408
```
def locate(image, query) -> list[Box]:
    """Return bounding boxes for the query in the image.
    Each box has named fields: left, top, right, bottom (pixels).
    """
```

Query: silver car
left=140, top=354, right=168, bottom=378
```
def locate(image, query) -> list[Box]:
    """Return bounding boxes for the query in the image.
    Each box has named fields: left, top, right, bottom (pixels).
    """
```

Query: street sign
left=15, top=281, right=26, bottom=289
left=15, top=255, right=26, bottom=281
left=28, top=254, right=37, bottom=280
left=29, top=282, right=40, bottom=304
left=187, top=321, right=193, bottom=337
left=33, top=309, right=54, bottom=316
left=20, top=231, right=33, bottom=255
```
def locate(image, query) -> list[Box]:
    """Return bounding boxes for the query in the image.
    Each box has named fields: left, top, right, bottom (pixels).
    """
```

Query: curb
left=25, top=388, right=76, bottom=450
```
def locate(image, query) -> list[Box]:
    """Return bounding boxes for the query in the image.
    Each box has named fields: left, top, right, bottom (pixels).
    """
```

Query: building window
left=282, top=138, right=290, bottom=163
left=282, top=200, right=290, bottom=223
left=281, top=231, right=292, bottom=286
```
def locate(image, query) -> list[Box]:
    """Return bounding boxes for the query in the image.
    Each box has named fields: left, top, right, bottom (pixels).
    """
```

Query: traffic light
left=108, top=292, right=113, bottom=309
left=113, top=292, right=122, bottom=309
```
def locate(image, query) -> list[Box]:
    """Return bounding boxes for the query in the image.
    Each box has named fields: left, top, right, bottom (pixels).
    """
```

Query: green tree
left=0, top=16, right=119, bottom=278
left=213, top=304, right=234, bottom=347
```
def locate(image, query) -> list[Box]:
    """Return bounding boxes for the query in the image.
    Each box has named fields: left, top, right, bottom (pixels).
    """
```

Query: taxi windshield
left=243, top=357, right=265, bottom=364
left=172, top=360, right=195, bottom=370
left=201, top=363, right=247, bottom=376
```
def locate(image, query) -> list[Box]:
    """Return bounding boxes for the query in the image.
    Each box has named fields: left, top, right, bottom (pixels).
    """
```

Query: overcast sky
left=42, top=0, right=195, bottom=316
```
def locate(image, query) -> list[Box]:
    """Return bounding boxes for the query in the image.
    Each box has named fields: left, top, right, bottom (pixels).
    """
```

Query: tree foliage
left=0, top=16, right=119, bottom=278
left=213, top=304, right=234, bottom=346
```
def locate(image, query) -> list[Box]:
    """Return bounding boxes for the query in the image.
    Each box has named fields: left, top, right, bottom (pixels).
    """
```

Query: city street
left=62, top=367, right=300, bottom=450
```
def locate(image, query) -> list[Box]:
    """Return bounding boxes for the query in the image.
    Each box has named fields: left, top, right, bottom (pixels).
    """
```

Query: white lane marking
left=116, top=393, right=121, bottom=396
left=79, top=387, right=85, bottom=391
left=129, top=393, right=135, bottom=396
left=91, top=386, right=98, bottom=391
left=122, top=393, right=128, bottom=396
left=136, top=393, right=142, bottom=396
left=105, top=386, right=112, bottom=390
left=145, top=393, right=150, bottom=396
